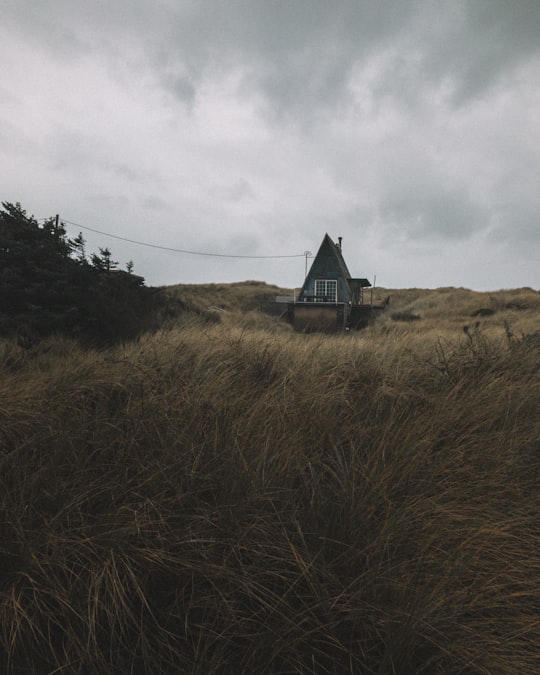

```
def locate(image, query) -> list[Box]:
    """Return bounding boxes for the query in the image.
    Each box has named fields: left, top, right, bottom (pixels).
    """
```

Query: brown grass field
left=1, top=283, right=539, bottom=673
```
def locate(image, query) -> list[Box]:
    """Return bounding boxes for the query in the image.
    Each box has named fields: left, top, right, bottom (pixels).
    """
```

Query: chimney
left=337, top=236, right=342, bottom=251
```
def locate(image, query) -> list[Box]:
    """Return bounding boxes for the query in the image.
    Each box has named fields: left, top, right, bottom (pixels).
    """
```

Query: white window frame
left=314, top=279, right=337, bottom=302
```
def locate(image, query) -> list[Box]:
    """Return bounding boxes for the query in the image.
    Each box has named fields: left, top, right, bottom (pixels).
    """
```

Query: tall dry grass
left=1, top=288, right=540, bottom=673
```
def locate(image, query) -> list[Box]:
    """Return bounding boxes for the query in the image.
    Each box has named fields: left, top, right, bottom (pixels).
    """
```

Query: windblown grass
left=1, top=287, right=540, bottom=673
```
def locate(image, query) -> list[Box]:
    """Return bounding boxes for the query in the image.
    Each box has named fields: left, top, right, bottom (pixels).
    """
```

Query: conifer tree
left=0, top=201, right=159, bottom=343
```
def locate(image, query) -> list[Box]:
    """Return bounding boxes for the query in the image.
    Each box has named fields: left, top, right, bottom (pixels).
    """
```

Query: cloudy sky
left=2, top=1, right=539, bottom=290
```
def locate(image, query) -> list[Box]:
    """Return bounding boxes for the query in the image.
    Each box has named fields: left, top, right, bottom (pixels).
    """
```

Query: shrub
left=391, top=310, right=421, bottom=322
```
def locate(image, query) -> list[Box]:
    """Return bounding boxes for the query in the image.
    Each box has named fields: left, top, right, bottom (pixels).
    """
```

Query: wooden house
left=286, top=234, right=383, bottom=332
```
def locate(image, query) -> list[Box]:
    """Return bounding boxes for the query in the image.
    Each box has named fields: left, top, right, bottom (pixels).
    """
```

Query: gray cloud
left=424, top=0, right=540, bottom=105
left=381, top=190, right=485, bottom=240
left=2, top=1, right=539, bottom=289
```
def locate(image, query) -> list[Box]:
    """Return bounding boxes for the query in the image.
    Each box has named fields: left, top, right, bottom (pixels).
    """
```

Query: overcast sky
left=2, top=1, right=539, bottom=290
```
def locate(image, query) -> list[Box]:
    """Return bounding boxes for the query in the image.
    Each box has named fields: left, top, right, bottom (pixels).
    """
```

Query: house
left=285, top=234, right=384, bottom=332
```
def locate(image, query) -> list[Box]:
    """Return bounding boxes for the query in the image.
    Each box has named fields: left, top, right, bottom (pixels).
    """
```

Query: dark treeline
left=0, top=202, right=163, bottom=344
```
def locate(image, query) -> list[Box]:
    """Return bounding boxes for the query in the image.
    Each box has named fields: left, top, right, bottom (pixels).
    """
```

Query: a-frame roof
left=299, top=234, right=351, bottom=296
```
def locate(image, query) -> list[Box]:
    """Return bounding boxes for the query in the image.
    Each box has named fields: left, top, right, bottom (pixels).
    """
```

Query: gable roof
left=299, top=234, right=347, bottom=290
left=297, top=233, right=371, bottom=304
left=298, top=234, right=351, bottom=295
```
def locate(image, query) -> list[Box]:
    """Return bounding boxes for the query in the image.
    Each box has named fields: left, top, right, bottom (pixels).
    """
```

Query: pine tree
left=0, top=202, right=159, bottom=344
left=91, top=247, right=118, bottom=272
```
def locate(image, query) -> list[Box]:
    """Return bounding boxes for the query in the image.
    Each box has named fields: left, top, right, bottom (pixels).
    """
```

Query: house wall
left=293, top=303, right=346, bottom=332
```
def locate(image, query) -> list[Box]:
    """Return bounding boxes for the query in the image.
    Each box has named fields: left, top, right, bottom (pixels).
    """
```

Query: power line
left=60, top=218, right=306, bottom=260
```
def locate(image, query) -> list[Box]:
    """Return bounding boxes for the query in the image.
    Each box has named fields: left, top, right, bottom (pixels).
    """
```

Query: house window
left=314, top=279, right=337, bottom=302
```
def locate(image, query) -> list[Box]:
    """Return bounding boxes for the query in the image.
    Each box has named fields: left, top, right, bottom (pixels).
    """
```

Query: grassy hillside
left=1, top=285, right=539, bottom=673
left=164, top=280, right=292, bottom=313
left=160, top=280, right=294, bottom=331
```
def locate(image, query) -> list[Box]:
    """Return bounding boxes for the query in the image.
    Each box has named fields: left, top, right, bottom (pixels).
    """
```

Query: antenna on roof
left=338, top=236, right=342, bottom=250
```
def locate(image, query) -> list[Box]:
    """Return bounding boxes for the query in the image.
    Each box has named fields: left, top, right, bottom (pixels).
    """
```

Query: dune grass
left=1, top=287, right=540, bottom=673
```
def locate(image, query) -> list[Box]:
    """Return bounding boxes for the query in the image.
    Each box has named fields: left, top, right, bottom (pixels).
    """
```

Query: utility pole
left=304, top=250, right=312, bottom=278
